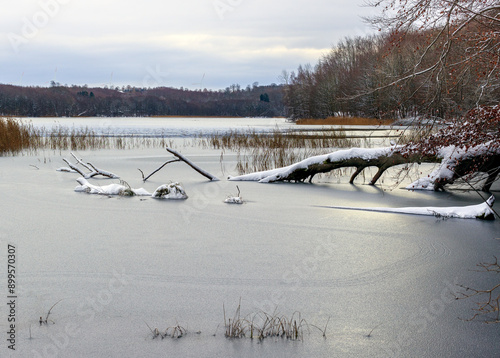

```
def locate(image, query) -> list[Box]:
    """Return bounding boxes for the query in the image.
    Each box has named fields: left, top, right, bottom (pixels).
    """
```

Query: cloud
left=0, top=0, right=377, bottom=89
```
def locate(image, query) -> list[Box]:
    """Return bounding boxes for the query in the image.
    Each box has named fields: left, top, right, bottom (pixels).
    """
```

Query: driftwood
left=139, top=159, right=181, bottom=182
left=167, top=148, right=219, bottom=181
left=140, top=147, right=219, bottom=182
left=59, top=152, right=119, bottom=179
left=229, top=146, right=499, bottom=192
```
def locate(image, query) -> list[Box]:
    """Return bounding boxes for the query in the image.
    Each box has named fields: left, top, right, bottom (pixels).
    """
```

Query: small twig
left=322, top=316, right=330, bottom=337
left=142, top=159, right=180, bottom=182
left=40, top=299, right=64, bottom=326
left=144, top=321, right=161, bottom=339
left=366, top=323, right=383, bottom=337
left=45, top=299, right=64, bottom=324
left=29, top=164, right=39, bottom=170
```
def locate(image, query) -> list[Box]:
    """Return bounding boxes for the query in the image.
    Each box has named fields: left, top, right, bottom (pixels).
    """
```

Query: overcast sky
left=1, top=0, right=377, bottom=90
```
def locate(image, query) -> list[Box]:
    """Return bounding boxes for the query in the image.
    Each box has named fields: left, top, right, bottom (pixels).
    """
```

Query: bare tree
left=365, top=0, right=500, bottom=114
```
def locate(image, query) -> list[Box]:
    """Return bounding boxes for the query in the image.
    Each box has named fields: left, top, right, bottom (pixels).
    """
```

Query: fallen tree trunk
left=228, top=145, right=499, bottom=192
left=138, top=148, right=219, bottom=182
left=166, top=148, right=219, bottom=181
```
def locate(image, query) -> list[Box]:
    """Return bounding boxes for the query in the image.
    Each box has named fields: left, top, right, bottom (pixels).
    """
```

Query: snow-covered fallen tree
left=319, top=196, right=496, bottom=220
left=229, top=107, right=500, bottom=191
left=227, top=144, right=499, bottom=191
left=228, top=146, right=424, bottom=183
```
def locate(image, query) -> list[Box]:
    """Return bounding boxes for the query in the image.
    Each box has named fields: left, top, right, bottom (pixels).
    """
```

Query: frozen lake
left=24, top=116, right=398, bottom=140
left=0, top=117, right=499, bottom=357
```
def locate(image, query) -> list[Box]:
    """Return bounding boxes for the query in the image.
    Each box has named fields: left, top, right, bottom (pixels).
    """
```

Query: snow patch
left=224, top=196, right=243, bottom=204
left=152, top=183, right=188, bottom=200
left=323, top=196, right=496, bottom=220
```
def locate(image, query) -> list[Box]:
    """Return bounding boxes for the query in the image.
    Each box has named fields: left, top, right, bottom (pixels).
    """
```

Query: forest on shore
left=0, top=83, right=284, bottom=118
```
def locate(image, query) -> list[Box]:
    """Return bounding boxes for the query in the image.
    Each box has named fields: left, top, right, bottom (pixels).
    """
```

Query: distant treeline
left=282, top=31, right=499, bottom=120
left=0, top=83, right=284, bottom=117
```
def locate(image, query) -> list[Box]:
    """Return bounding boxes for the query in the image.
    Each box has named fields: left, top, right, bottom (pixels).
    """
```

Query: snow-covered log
left=75, top=178, right=150, bottom=196
left=319, top=196, right=496, bottom=220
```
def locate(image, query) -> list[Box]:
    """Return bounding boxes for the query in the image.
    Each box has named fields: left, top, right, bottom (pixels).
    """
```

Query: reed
left=0, top=117, right=37, bottom=154
left=222, top=301, right=315, bottom=341
left=200, top=127, right=358, bottom=151
left=145, top=321, right=187, bottom=339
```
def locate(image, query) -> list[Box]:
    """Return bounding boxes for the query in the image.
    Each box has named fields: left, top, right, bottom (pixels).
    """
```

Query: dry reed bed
left=0, top=117, right=175, bottom=154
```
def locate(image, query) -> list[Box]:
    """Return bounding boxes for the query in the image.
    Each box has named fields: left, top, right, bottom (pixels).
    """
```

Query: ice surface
left=1, top=120, right=499, bottom=358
